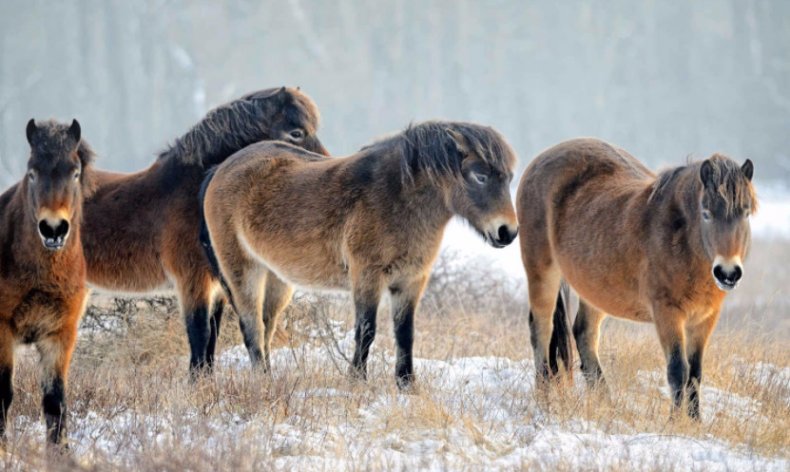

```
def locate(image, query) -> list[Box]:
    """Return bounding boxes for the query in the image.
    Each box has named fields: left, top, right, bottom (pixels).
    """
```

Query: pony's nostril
left=732, top=265, right=743, bottom=282
left=497, top=225, right=508, bottom=242
left=38, top=220, right=54, bottom=239
left=54, top=220, right=69, bottom=238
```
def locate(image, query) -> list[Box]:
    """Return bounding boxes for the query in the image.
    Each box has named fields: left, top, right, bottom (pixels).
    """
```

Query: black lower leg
left=206, top=300, right=225, bottom=369
left=393, top=303, right=415, bottom=388
left=687, top=350, right=703, bottom=420
left=186, top=306, right=211, bottom=375
left=667, top=346, right=689, bottom=413
left=351, top=304, right=378, bottom=379
left=0, top=366, right=13, bottom=439
left=42, top=377, right=66, bottom=445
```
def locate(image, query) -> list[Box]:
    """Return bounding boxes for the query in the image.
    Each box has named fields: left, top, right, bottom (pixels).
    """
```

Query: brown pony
left=81, top=87, right=328, bottom=376
left=201, top=121, right=519, bottom=387
left=0, top=119, right=95, bottom=446
left=517, top=138, right=756, bottom=418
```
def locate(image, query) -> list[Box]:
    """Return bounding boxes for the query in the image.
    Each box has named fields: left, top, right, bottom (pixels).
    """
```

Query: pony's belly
left=86, top=265, right=170, bottom=294
left=265, top=259, right=349, bottom=291
left=241, top=235, right=349, bottom=291
left=563, top=272, right=650, bottom=322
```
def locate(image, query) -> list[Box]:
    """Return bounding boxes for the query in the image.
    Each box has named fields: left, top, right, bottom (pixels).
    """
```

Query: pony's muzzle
left=37, top=214, right=70, bottom=251
left=489, top=224, right=518, bottom=248
left=712, top=257, right=743, bottom=292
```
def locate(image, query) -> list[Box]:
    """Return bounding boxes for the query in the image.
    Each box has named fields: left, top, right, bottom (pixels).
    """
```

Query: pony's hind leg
left=178, top=272, right=221, bottom=377
left=573, top=301, right=607, bottom=387
left=526, top=263, right=563, bottom=383
left=228, top=263, right=267, bottom=368
left=0, top=326, right=14, bottom=441
left=390, top=275, right=429, bottom=389
left=205, top=296, right=225, bottom=369
left=685, top=311, right=720, bottom=420
left=261, top=275, right=294, bottom=372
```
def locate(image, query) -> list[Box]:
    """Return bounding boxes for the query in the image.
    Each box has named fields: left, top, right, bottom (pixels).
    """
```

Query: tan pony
left=201, top=121, right=519, bottom=387
left=517, top=138, right=756, bottom=418
left=81, top=87, right=328, bottom=376
left=0, top=119, right=95, bottom=446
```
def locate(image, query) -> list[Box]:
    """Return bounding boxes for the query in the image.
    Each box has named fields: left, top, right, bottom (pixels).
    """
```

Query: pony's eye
left=472, top=172, right=488, bottom=185
left=27, top=170, right=37, bottom=182
left=702, top=209, right=712, bottom=222
left=73, top=170, right=81, bottom=181
left=289, top=129, right=305, bottom=141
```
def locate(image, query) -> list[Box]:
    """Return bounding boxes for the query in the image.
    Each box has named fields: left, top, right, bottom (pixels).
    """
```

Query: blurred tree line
left=1, top=0, right=788, bottom=186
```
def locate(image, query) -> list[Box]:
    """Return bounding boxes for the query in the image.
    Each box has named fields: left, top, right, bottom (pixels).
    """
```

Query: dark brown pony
left=81, top=87, right=328, bottom=376
left=201, top=121, right=519, bottom=387
left=517, top=138, right=756, bottom=418
left=0, top=119, right=95, bottom=445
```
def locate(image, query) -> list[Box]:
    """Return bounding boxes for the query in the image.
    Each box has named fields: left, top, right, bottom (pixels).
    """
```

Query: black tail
left=548, top=280, right=575, bottom=377
left=198, top=166, right=237, bottom=312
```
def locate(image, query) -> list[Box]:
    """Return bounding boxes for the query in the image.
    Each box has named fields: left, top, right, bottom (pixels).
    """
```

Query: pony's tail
left=198, top=167, right=236, bottom=312
left=548, top=280, right=575, bottom=377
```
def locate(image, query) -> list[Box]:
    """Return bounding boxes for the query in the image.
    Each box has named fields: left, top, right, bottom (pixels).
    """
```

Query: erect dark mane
left=157, top=87, right=320, bottom=168
left=649, top=165, right=687, bottom=204
left=704, top=154, right=759, bottom=216
left=362, top=121, right=516, bottom=184
left=649, top=155, right=758, bottom=216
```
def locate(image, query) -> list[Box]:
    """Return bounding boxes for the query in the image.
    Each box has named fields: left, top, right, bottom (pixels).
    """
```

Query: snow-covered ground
left=11, top=323, right=785, bottom=471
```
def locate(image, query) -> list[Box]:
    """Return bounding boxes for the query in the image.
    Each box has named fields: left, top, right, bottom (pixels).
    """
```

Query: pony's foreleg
left=390, top=276, right=429, bottom=389
left=685, top=311, right=720, bottom=420
left=653, top=308, right=688, bottom=416
left=37, top=323, right=78, bottom=447
left=349, top=272, right=384, bottom=380
left=261, top=275, right=294, bottom=372
left=573, top=301, right=607, bottom=388
left=0, top=326, right=14, bottom=441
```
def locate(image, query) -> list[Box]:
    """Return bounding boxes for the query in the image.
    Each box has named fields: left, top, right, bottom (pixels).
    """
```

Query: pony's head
left=400, top=122, right=518, bottom=248
left=24, top=119, right=95, bottom=251
left=698, top=155, right=756, bottom=291
left=243, top=86, right=329, bottom=157
left=161, top=86, right=329, bottom=167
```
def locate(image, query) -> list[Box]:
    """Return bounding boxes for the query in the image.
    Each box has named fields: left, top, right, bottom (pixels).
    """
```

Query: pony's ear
left=68, top=119, right=81, bottom=142
left=271, top=86, right=289, bottom=106
left=699, top=160, right=715, bottom=188
left=445, top=128, right=469, bottom=158
left=741, top=159, right=754, bottom=181
left=26, top=118, right=37, bottom=145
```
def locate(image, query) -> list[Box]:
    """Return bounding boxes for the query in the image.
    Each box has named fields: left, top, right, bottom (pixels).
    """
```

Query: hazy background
left=1, top=0, right=789, bottom=187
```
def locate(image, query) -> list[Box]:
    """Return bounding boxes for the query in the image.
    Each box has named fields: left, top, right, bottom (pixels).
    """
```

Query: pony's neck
left=159, top=105, right=272, bottom=168
left=350, top=149, right=454, bottom=229
left=648, top=163, right=707, bottom=259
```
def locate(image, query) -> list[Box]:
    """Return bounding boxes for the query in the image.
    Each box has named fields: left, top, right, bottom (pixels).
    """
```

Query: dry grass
left=0, top=243, right=788, bottom=471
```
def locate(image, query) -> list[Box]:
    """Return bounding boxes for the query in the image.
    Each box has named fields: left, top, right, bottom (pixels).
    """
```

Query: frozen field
left=1, top=188, right=788, bottom=471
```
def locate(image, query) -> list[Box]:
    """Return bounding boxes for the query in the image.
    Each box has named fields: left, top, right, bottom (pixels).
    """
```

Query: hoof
left=396, top=375, right=417, bottom=392
left=348, top=365, right=367, bottom=382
